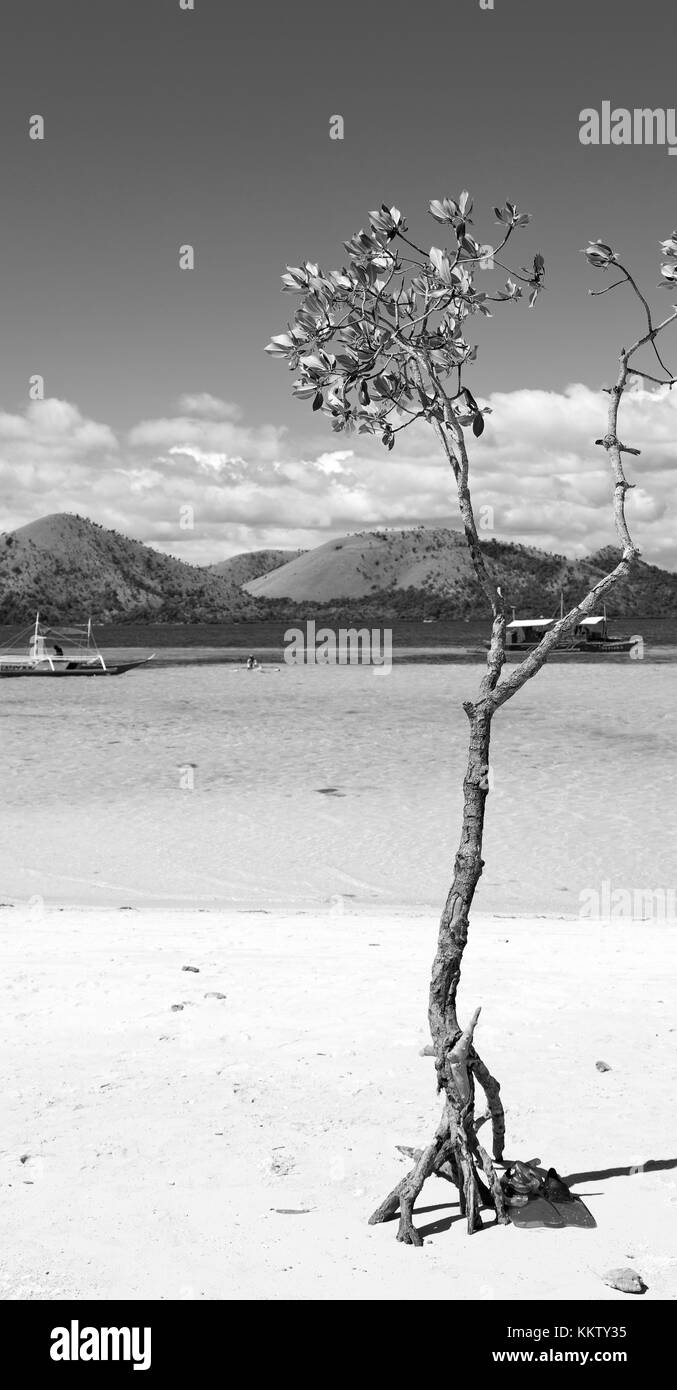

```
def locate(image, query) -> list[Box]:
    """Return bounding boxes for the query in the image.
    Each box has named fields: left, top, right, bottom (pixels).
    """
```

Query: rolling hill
left=244, top=528, right=472, bottom=600
left=245, top=526, right=677, bottom=618
left=0, top=514, right=258, bottom=623
left=208, top=548, right=303, bottom=587
left=2, top=516, right=675, bottom=625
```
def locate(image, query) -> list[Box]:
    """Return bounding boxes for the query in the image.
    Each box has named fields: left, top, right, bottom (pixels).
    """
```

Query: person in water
left=245, top=655, right=260, bottom=670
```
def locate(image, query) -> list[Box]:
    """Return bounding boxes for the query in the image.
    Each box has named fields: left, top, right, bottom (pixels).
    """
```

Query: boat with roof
left=502, top=599, right=638, bottom=654
left=0, top=614, right=154, bottom=677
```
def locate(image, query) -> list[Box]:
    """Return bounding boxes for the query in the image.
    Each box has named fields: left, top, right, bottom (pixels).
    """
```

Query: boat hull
left=0, top=657, right=154, bottom=678
left=502, top=640, right=635, bottom=655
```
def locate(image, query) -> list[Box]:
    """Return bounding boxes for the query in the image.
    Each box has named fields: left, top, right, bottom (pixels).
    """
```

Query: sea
left=2, top=617, right=675, bottom=654
left=2, top=654, right=676, bottom=919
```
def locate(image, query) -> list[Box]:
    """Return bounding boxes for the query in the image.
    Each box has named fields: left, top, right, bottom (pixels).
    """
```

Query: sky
left=1, top=0, right=676, bottom=567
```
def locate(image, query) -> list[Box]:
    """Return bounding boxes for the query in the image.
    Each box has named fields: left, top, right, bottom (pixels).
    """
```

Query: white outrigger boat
left=503, top=601, right=638, bottom=655
left=0, top=614, right=154, bottom=678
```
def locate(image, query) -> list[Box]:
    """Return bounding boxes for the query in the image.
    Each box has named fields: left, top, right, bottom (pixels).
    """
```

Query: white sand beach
left=2, top=660, right=676, bottom=1299
left=2, top=904, right=676, bottom=1301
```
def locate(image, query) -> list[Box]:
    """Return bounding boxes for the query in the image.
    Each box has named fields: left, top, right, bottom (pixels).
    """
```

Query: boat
left=228, top=663, right=281, bottom=673
left=0, top=614, right=155, bottom=677
left=502, top=601, right=638, bottom=655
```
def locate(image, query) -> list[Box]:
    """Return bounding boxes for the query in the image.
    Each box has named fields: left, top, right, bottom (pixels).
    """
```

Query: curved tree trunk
left=429, top=703, right=491, bottom=1048
left=369, top=700, right=508, bottom=1242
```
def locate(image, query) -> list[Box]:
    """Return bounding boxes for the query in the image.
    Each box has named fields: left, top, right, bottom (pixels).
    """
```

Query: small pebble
left=204, top=991, right=227, bottom=1000
left=182, top=966, right=200, bottom=973
left=596, top=1060, right=612, bottom=1072
left=603, top=1267, right=646, bottom=1295
left=270, top=1153, right=295, bottom=1175
left=170, top=1004, right=184, bottom=1012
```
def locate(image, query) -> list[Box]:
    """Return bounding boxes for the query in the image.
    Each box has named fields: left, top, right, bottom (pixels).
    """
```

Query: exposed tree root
left=470, top=1049, right=505, bottom=1163
left=369, top=1010, right=509, bottom=1243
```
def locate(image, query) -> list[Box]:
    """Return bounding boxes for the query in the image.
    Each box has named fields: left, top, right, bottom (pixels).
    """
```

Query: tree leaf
left=429, top=199, right=449, bottom=223
left=430, top=247, right=452, bottom=285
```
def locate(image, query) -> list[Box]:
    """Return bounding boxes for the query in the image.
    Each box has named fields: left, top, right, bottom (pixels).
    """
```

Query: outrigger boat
left=502, top=600, right=638, bottom=655
left=0, top=614, right=154, bottom=677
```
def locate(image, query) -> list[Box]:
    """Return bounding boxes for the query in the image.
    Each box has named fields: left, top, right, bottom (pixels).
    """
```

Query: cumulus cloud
left=1, top=385, right=676, bottom=569
left=175, top=393, right=242, bottom=420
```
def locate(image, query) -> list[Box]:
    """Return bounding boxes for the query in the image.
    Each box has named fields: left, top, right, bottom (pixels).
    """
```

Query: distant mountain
left=2, top=516, right=675, bottom=626
left=481, top=538, right=677, bottom=619
left=208, top=548, right=303, bottom=586
left=245, top=526, right=677, bottom=618
left=0, top=514, right=258, bottom=623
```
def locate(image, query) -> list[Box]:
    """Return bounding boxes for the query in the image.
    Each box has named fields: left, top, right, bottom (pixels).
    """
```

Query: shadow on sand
left=564, top=1156, right=677, bottom=1185
left=380, top=1200, right=497, bottom=1239
left=378, top=1158, right=677, bottom=1239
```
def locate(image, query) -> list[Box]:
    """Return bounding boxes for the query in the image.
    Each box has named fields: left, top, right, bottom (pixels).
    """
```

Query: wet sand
left=2, top=662, right=676, bottom=916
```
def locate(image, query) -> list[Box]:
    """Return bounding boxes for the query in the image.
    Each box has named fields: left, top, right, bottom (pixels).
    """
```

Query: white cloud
left=127, top=415, right=283, bottom=460
left=1, top=385, right=676, bottom=569
left=175, top=393, right=242, bottom=420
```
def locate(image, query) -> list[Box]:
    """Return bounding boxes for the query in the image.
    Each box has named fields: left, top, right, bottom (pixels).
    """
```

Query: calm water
left=2, top=617, right=677, bottom=651
left=1, top=662, right=676, bottom=915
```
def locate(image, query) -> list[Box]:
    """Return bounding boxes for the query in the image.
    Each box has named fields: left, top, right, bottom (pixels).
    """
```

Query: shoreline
left=52, top=643, right=677, bottom=667
left=4, top=900, right=676, bottom=924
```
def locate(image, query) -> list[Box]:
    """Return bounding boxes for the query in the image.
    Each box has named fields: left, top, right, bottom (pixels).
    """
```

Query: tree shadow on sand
left=565, top=1157, right=677, bottom=1185
left=381, top=1201, right=498, bottom=1239
left=376, top=1159, right=677, bottom=1242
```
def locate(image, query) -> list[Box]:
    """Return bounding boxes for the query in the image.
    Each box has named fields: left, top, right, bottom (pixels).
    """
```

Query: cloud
left=126, top=415, right=283, bottom=460
left=0, top=398, right=117, bottom=453
left=1, top=385, right=676, bottom=569
left=175, top=393, right=243, bottom=420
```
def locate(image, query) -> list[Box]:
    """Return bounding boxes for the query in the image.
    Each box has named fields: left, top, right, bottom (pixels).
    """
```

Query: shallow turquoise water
left=1, top=662, right=675, bottom=915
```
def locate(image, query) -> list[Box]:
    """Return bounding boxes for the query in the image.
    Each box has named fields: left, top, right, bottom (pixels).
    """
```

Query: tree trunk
left=369, top=700, right=508, bottom=1242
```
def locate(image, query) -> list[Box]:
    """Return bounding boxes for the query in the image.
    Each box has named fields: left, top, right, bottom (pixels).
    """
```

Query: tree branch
left=489, top=349, right=640, bottom=712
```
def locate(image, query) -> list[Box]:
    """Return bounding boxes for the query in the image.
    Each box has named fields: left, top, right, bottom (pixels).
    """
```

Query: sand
left=2, top=904, right=675, bottom=1301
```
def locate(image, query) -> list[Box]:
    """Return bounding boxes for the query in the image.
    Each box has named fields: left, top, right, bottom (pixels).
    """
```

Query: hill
left=0, top=514, right=258, bottom=623
left=2, top=516, right=676, bottom=626
left=245, top=526, right=677, bottom=618
left=208, top=548, right=303, bottom=586
left=244, top=528, right=473, bottom=600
